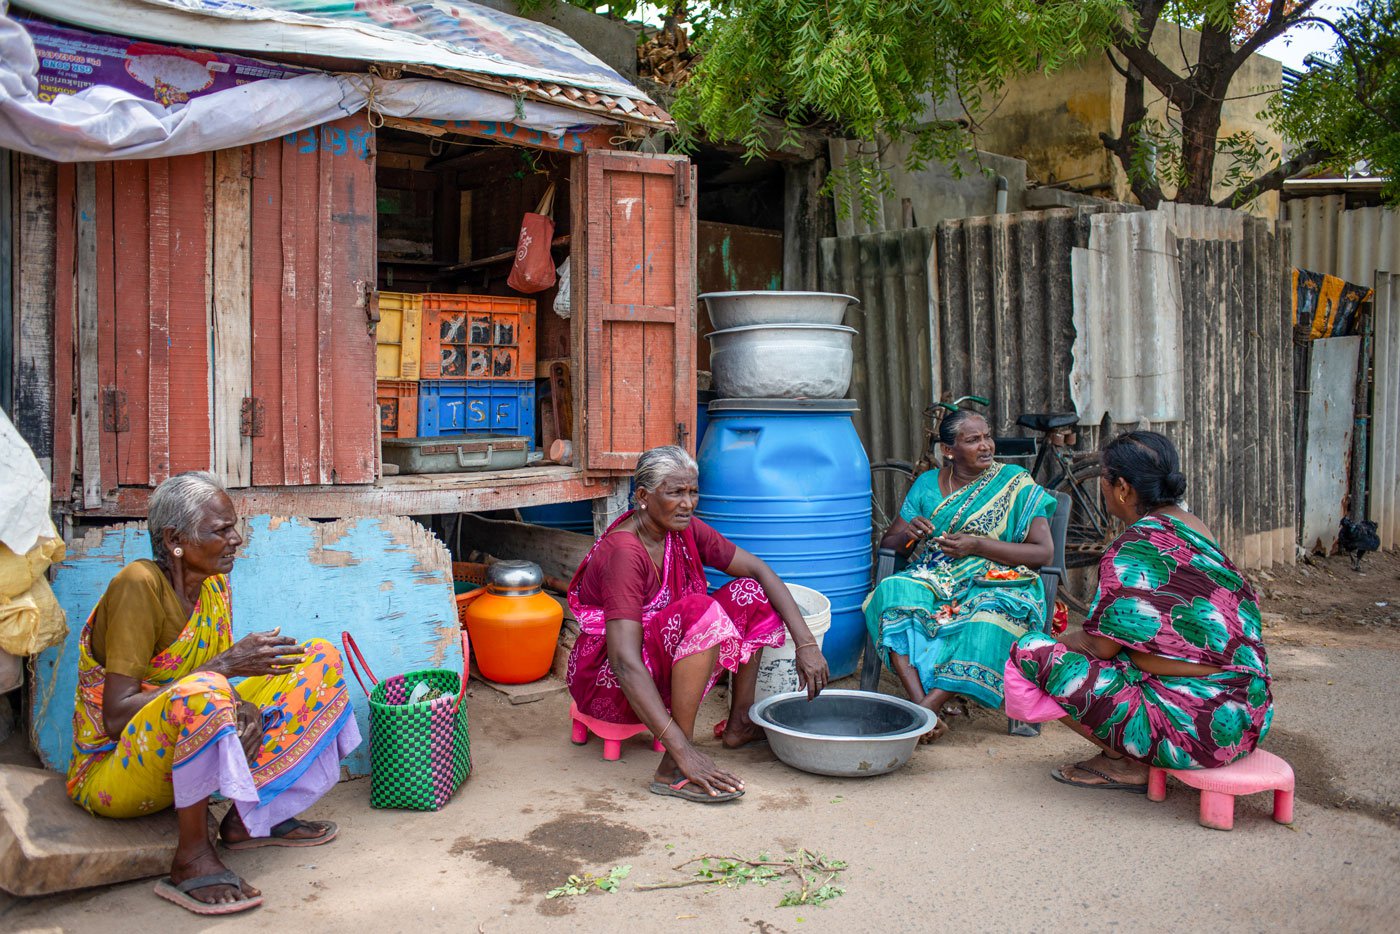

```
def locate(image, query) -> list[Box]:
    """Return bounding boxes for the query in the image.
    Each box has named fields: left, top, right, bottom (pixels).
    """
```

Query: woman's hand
left=672, top=746, right=745, bottom=797
left=235, top=700, right=263, bottom=762
left=905, top=517, right=936, bottom=552
left=795, top=643, right=829, bottom=700
left=933, top=532, right=982, bottom=559
left=208, top=628, right=303, bottom=678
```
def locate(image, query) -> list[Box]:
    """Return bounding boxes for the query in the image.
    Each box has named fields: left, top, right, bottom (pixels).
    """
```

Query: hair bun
left=1164, top=470, right=1187, bottom=500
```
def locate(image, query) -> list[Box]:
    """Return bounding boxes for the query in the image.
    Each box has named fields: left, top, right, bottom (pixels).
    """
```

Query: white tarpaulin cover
left=0, top=409, right=53, bottom=556
left=17, top=0, right=648, bottom=100
left=0, top=6, right=618, bottom=162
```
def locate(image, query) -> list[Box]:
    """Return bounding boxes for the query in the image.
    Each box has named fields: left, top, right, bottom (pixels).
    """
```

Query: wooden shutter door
left=248, top=117, right=378, bottom=486
left=579, top=151, right=697, bottom=471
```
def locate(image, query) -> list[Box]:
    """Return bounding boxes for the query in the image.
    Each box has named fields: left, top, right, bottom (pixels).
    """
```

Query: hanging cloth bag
left=341, top=630, right=472, bottom=811
left=507, top=183, right=557, bottom=294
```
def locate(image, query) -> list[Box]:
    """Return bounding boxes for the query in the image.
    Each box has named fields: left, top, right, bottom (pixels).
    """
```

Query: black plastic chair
left=858, top=491, right=1073, bottom=737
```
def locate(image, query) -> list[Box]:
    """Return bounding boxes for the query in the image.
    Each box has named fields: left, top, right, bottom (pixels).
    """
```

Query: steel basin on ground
left=699, top=291, right=858, bottom=330
left=749, top=689, right=936, bottom=777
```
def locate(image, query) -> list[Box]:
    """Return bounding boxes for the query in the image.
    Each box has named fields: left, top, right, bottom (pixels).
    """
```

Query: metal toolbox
left=381, top=435, right=530, bottom=474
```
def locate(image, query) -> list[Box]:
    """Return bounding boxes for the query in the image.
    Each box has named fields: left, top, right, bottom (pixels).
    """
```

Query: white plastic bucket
left=752, top=583, right=832, bottom=703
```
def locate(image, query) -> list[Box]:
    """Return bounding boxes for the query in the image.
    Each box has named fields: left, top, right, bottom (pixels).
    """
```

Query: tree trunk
left=1176, top=99, right=1224, bottom=205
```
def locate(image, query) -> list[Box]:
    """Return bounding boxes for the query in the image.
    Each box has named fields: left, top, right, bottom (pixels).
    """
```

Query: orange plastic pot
left=457, top=561, right=563, bottom=684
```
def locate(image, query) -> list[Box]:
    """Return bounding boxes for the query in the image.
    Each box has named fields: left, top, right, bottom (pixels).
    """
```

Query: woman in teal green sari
left=864, top=411, right=1055, bottom=737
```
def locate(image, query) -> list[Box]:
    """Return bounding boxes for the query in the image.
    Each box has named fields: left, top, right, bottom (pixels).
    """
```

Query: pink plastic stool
left=569, top=702, right=665, bottom=761
left=1147, top=749, right=1295, bottom=831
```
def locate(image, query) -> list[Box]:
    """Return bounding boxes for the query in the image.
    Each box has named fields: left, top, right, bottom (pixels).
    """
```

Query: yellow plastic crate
left=375, top=291, right=423, bottom=381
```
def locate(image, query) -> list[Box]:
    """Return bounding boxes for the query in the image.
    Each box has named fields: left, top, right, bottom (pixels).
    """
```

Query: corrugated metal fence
left=1373, top=273, right=1400, bottom=549
left=1286, top=197, right=1400, bottom=284
left=821, top=203, right=1294, bottom=570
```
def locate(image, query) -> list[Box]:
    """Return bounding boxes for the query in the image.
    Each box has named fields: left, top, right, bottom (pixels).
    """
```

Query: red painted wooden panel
left=582, top=152, right=696, bottom=471
left=164, top=154, right=211, bottom=475
left=93, top=163, right=118, bottom=496
left=250, top=139, right=286, bottom=487
left=113, top=161, right=151, bottom=486
left=329, top=124, right=378, bottom=483
left=249, top=118, right=377, bottom=486
left=52, top=164, right=76, bottom=503
left=145, top=159, right=173, bottom=483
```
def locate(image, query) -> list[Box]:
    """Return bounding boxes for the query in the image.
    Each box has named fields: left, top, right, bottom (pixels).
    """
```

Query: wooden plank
left=250, top=140, right=285, bottom=487
left=113, top=161, right=151, bottom=486
left=145, top=160, right=172, bottom=484
left=381, top=117, right=615, bottom=155
left=165, top=154, right=211, bottom=475
left=328, top=119, right=379, bottom=484
left=316, top=141, right=336, bottom=484
left=16, top=156, right=57, bottom=483
left=294, top=141, right=320, bottom=485
left=69, top=466, right=602, bottom=518
left=52, top=163, right=76, bottom=502
left=0, top=764, right=176, bottom=896
left=279, top=140, right=303, bottom=484
left=93, top=163, right=118, bottom=496
left=457, top=513, right=593, bottom=583
left=212, top=147, right=253, bottom=487
left=74, top=163, right=102, bottom=509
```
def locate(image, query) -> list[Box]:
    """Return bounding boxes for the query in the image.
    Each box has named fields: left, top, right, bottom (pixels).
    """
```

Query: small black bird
left=1339, top=516, right=1380, bottom=572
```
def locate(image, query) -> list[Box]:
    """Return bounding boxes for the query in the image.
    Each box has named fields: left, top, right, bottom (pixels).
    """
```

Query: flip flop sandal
left=224, top=817, right=339, bottom=850
left=154, top=870, right=263, bottom=916
left=649, top=778, right=744, bottom=804
left=1050, top=764, right=1148, bottom=794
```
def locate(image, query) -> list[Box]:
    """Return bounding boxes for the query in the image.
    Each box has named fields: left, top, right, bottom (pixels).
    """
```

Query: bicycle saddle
left=1016, top=412, right=1079, bottom=432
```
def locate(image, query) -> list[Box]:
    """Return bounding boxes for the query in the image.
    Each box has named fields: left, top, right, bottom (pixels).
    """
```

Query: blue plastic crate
left=418, top=379, right=536, bottom=449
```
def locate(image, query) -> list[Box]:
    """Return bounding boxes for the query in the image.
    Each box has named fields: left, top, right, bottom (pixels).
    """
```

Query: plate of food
left=979, top=567, right=1037, bottom=586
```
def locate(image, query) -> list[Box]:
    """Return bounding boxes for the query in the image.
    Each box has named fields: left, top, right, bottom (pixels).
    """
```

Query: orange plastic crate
left=376, top=379, right=419, bottom=438
left=420, top=293, right=536, bottom=380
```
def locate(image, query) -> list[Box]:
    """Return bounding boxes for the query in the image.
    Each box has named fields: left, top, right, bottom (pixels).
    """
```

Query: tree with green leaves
left=524, top=1, right=1399, bottom=209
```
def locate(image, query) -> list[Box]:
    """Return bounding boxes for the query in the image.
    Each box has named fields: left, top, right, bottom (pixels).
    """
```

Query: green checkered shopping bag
left=341, top=630, right=471, bottom=810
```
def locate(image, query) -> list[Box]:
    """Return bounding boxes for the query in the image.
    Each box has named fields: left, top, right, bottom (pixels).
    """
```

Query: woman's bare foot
left=916, top=696, right=948, bottom=744
left=219, top=806, right=330, bottom=845
left=940, top=697, right=969, bottom=719
left=1057, top=752, right=1149, bottom=786
left=719, top=714, right=766, bottom=749
left=169, top=845, right=259, bottom=906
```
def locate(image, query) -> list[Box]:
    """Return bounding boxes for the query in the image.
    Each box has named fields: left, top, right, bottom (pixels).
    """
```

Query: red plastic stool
left=1147, top=749, right=1295, bottom=831
left=569, top=702, right=665, bottom=761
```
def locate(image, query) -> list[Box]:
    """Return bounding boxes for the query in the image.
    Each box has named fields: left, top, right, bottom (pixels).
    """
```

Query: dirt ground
left=2, top=551, right=1397, bottom=933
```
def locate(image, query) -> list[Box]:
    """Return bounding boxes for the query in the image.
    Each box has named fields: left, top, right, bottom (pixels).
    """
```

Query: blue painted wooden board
left=31, top=516, right=462, bottom=778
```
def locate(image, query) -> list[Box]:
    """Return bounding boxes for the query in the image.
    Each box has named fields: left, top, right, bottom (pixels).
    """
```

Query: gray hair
left=148, top=471, right=227, bottom=568
left=632, top=445, right=698, bottom=506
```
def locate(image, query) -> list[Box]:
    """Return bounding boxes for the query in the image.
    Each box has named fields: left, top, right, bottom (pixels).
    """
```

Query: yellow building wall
left=977, top=22, right=1283, bottom=214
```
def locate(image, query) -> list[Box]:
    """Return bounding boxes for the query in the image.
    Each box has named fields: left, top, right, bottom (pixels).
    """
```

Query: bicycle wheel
left=870, top=460, right=916, bottom=546
left=1051, top=454, right=1121, bottom=569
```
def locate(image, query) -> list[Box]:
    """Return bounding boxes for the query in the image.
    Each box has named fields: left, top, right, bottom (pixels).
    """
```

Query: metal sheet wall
left=1373, top=273, right=1400, bottom=549
left=820, top=204, right=1294, bottom=569
left=1286, top=198, right=1400, bottom=283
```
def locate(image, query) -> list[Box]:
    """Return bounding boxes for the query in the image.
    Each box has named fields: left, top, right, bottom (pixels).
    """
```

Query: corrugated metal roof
left=14, top=0, right=671, bottom=129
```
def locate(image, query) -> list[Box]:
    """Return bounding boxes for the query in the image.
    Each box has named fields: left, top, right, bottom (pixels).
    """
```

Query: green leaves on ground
left=639, top=849, right=848, bottom=909
left=546, top=864, right=631, bottom=899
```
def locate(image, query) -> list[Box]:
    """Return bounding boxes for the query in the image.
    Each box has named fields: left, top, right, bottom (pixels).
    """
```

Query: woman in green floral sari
left=864, top=411, right=1055, bottom=738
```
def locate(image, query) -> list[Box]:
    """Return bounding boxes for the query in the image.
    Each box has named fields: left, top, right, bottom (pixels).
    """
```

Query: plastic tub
left=753, top=583, right=831, bottom=703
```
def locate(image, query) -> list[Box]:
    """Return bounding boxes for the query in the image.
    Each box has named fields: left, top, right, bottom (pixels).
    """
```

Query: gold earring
left=1117, top=494, right=1126, bottom=504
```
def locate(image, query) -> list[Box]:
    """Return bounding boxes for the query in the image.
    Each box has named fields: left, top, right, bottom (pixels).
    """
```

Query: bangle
left=795, top=641, right=818, bottom=651
left=656, top=715, right=675, bottom=746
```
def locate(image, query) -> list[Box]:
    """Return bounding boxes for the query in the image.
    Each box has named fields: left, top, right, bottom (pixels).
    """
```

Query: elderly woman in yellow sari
left=65, top=472, right=360, bottom=916
left=865, top=410, right=1055, bottom=738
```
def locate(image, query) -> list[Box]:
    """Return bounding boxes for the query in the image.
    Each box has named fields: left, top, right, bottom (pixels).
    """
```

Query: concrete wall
left=829, top=140, right=1029, bottom=236
left=476, top=0, right=638, bottom=79
left=977, top=22, right=1283, bottom=213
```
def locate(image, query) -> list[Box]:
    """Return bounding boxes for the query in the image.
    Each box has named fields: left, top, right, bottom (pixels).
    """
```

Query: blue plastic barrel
left=517, top=501, right=594, bottom=534
left=696, top=399, right=872, bottom=678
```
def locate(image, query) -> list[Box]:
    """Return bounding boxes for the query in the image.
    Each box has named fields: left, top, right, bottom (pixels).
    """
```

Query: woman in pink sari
left=566, top=445, right=829, bottom=803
